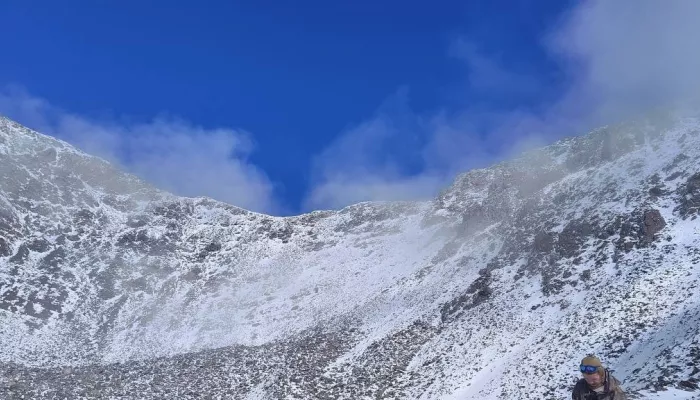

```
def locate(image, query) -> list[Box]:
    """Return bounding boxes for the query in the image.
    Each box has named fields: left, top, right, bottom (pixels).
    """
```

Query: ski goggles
left=580, top=365, right=599, bottom=374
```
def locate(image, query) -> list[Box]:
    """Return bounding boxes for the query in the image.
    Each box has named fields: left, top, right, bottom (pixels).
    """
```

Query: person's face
left=583, top=370, right=603, bottom=387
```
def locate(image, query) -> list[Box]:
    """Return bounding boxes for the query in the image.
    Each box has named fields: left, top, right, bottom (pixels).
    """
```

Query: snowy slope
left=0, top=113, right=699, bottom=399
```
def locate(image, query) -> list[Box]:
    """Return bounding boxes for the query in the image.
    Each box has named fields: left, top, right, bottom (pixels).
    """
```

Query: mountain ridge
left=0, top=113, right=699, bottom=399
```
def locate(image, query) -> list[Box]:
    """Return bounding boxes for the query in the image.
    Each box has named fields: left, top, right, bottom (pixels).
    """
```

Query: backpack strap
left=603, top=369, right=613, bottom=399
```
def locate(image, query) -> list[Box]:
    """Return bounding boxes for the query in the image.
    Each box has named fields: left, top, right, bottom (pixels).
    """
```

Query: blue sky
left=1, top=1, right=699, bottom=215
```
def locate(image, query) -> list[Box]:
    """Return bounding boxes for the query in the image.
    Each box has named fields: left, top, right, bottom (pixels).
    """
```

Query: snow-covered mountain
left=0, top=113, right=698, bottom=399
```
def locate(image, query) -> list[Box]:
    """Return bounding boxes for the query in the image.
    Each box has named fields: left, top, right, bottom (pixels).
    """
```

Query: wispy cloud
left=0, top=86, right=282, bottom=214
left=303, top=0, right=700, bottom=211
left=449, top=38, right=540, bottom=97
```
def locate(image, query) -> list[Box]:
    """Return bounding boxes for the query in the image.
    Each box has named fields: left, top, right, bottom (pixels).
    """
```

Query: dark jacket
left=572, top=369, right=627, bottom=400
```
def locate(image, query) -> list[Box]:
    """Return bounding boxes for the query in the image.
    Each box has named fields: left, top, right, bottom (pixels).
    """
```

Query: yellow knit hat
left=581, top=355, right=603, bottom=367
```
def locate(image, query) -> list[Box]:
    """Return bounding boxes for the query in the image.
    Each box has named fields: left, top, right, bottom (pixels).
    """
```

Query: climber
left=572, top=355, right=627, bottom=400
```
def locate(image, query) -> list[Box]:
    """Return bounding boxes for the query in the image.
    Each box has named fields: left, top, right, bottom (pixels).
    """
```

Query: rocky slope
left=0, top=113, right=699, bottom=399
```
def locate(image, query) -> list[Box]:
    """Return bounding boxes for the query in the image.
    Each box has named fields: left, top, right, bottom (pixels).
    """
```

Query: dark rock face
left=153, top=202, right=194, bottom=220
left=641, top=209, right=666, bottom=241
left=676, top=172, right=700, bottom=218
left=459, top=205, right=494, bottom=235
left=663, top=153, right=690, bottom=173
left=0, top=286, right=20, bottom=314
left=9, top=244, right=29, bottom=264
left=0, top=237, right=11, bottom=257
left=557, top=220, right=595, bottom=259
left=533, top=231, right=555, bottom=253
left=648, top=185, right=666, bottom=197
left=440, top=268, right=492, bottom=323
left=614, top=208, right=667, bottom=251
left=197, top=241, right=222, bottom=260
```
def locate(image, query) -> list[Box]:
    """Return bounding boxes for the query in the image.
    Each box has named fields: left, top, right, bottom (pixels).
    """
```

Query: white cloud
left=304, top=0, right=700, bottom=211
left=547, top=0, right=700, bottom=120
left=0, top=86, right=281, bottom=214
